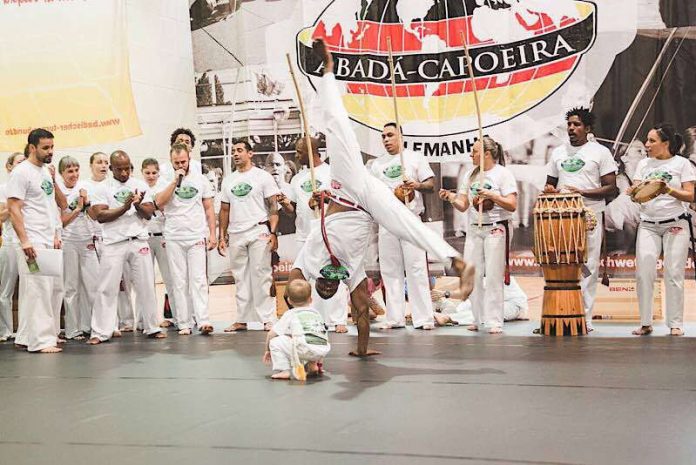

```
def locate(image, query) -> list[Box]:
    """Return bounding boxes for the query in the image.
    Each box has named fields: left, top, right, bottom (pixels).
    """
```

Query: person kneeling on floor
left=263, top=280, right=331, bottom=380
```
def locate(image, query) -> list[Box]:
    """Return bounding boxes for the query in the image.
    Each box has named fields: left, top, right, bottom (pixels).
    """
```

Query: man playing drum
left=544, top=108, right=618, bottom=332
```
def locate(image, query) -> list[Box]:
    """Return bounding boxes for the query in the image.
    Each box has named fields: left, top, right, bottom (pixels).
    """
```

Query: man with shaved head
left=87, top=150, right=166, bottom=344
left=263, top=279, right=330, bottom=380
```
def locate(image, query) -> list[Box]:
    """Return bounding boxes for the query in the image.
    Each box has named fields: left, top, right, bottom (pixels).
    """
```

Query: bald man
left=87, top=151, right=166, bottom=344
left=263, top=279, right=330, bottom=380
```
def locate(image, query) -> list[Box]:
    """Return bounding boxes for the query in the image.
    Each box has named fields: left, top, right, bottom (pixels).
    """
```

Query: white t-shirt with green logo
left=369, top=149, right=435, bottom=215
left=0, top=184, right=18, bottom=244
left=460, top=164, right=517, bottom=224
left=61, top=181, right=93, bottom=242
left=288, top=163, right=331, bottom=242
left=160, top=171, right=214, bottom=241
left=6, top=162, right=58, bottom=246
left=633, top=156, right=696, bottom=221
left=148, top=179, right=169, bottom=235
left=91, top=177, right=154, bottom=245
left=220, top=166, right=280, bottom=234
left=547, top=141, right=617, bottom=214
left=272, top=306, right=330, bottom=347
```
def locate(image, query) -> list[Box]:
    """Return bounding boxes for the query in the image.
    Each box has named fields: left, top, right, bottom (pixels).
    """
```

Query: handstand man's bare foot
left=452, top=257, right=475, bottom=301
left=224, top=323, right=247, bottom=332
left=334, top=324, right=348, bottom=333
left=271, top=370, right=291, bottom=380
left=349, top=349, right=380, bottom=357
left=38, top=346, right=62, bottom=353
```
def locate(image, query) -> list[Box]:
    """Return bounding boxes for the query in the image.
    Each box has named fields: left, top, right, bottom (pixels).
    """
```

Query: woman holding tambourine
left=628, top=124, right=695, bottom=336
left=439, top=136, right=517, bottom=334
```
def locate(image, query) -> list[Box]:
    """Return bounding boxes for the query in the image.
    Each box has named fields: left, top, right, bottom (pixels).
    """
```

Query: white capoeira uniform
left=89, top=177, right=163, bottom=341
left=60, top=181, right=100, bottom=339
left=83, top=178, right=134, bottom=331
left=269, top=306, right=330, bottom=373
left=160, top=171, right=213, bottom=330
left=289, top=163, right=348, bottom=328
left=370, top=149, right=435, bottom=328
left=149, top=179, right=177, bottom=322
left=293, top=73, right=459, bottom=293
left=461, top=164, right=517, bottom=330
left=633, top=156, right=696, bottom=329
left=220, top=166, right=280, bottom=325
left=547, top=141, right=617, bottom=329
left=7, top=162, right=64, bottom=352
left=0, top=183, right=20, bottom=340
left=447, top=276, right=529, bottom=325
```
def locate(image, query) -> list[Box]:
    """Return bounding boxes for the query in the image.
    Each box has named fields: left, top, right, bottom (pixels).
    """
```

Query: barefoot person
left=288, top=40, right=474, bottom=357
left=218, top=140, right=280, bottom=332
left=7, top=129, right=64, bottom=353
left=87, top=151, right=166, bottom=344
left=544, top=108, right=618, bottom=332
left=263, top=279, right=330, bottom=380
left=629, top=124, right=695, bottom=337
left=0, top=151, right=25, bottom=342
left=283, top=137, right=349, bottom=333
left=440, top=137, right=517, bottom=334
left=155, top=144, right=217, bottom=335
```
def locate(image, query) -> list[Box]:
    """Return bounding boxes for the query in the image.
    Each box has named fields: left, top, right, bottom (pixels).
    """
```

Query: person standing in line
left=160, top=128, right=203, bottom=181
left=58, top=156, right=100, bottom=340
left=142, top=158, right=178, bottom=327
left=155, top=144, right=217, bottom=335
left=7, top=129, right=64, bottom=353
left=87, top=151, right=166, bottom=344
left=629, top=124, right=695, bottom=336
left=371, top=123, right=437, bottom=330
left=0, top=151, right=25, bottom=342
left=218, top=140, right=280, bottom=332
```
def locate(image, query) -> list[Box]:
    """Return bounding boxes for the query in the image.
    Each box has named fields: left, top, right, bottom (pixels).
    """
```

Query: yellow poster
left=0, top=0, right=140, bottom=151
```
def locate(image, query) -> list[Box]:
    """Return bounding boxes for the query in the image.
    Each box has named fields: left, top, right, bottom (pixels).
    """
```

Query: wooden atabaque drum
left=533, top=193, right=588, bottom=336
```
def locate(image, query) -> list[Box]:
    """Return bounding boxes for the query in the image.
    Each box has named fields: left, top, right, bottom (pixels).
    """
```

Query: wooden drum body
left=533, top=193, right=588, bottom=336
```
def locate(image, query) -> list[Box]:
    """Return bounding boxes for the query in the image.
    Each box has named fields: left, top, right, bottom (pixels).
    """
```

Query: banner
left=191, top=0, right=696, bottom=279
left=0, top=0, right=140, bottom=150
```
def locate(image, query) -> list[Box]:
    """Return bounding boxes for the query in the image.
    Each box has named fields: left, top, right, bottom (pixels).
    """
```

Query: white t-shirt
left=459, top=164, right=517, bottom=224
left=220, top=166, right=280, bottom=234
left=272, top=306, right=329, bottom=347
left=82, top=178, right=107, bottom=238
left=91, top=177, right=154, bottom=245
left=0, top=184, right=17, bottom=244
left=160, top=171, right=214, bottom=241
left=148, top=179, right=169, bottom=235
left=633, top=156, right=696, bottom=221
left=288, top=163, right=331, bottom=242
left=61, top=181, right=93, bottom=242
left=370, top=148, right=435, bottom=215
left=547, top=141, right=617, bottom=213
left=159, top=158, right=202, bottom=183
left=6, top=162, right=58, bottom=245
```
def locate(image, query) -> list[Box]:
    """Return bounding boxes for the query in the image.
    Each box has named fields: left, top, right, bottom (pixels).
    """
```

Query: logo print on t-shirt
left=68, top=198, right=80, bottom=211
left=469, top=180, right=493, bottom=197
left=175, top=185, right=199, bottom=200
left=301, top=179, right=322, bottom=193
left=646, top=170, right=673, bottom=183
left=114, top=189, right=133, bottom=204
left=383, top=164, right=402, bottom=179
left=40, top=179, right=53, bottom=196
left=561, top=157, right=586, bottom=173
left=231, top=182, right=252, bottom=198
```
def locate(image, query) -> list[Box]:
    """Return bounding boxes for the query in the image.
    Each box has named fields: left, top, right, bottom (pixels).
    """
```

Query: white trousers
left=14, top=243, right=64, bottom=352
left=269, top=334, right=330, bottom=372
left=90, top=239, right=162, bottom=341
left=378, top=226, right=434, bottom=327
left=166, top=238, right=210, bottom=329
left=583, top=215, right=603, bottom=324
left=0, top=243, right=19, bottom=339
left=94, top=237, right=135, bottom=330
left=63, top=240, right=100, bottom=338
left=149, top=235, right=177, bottom=320
left=463, top=224, right=507, bottom=328
left=297, top=239, right=348, bottom=327
left=229, top=224, right=276, bottom=324
left=636, top=218, right=690, bottom=328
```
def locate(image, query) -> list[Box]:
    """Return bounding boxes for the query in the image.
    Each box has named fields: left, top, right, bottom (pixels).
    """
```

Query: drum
left=533, top=193, right=588, bottom=336
left=630, top=179, right=668, bottom=204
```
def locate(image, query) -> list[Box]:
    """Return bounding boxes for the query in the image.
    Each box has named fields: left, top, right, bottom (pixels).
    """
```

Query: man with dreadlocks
left=288, top=39, right=475, bottom=357
left=544, top=107, right=618, bottom=332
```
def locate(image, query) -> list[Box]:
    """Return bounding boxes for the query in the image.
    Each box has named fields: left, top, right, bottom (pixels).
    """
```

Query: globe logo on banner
left=297, top=0, right=597, bottom=142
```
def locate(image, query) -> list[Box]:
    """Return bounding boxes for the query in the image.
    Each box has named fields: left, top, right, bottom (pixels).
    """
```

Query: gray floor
left=2, top=321, right=696, bottom=465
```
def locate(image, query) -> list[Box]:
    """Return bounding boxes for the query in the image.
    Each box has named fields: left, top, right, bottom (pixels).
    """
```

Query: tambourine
left=630, top=180, right=669, bottom=204
left=394, top=185, right=415, bottom=204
